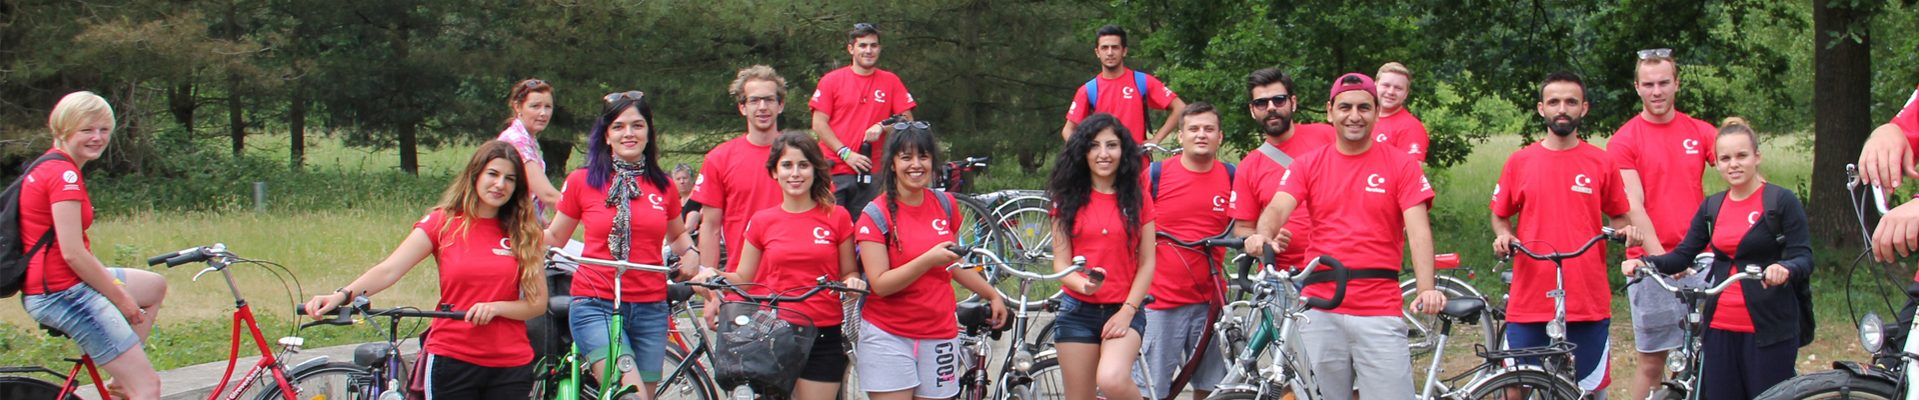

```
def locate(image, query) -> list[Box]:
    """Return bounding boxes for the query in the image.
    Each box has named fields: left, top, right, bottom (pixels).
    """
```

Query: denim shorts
left=1052, top=296, right=1146, bottom=344
left=24, top=270, right=140, bottom=365
left=567, top=297, right=669, bottom=382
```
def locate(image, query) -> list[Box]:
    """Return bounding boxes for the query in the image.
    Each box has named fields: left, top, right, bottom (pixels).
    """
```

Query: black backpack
left=0, top=153, right=72, bottom=298
left=1700, top=183, right=1814, bottom=347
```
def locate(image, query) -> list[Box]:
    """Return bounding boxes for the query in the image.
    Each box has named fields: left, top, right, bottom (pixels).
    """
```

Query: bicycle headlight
left=1667, top=350, right=1687, bottom=373
left=1013, top=349, right=1034, bottom=372
left=1546, top=320, right=1566, bottom=340
left=616, top=354, right=638, bottom=373
left=1860, top=312, right=1887, bottom=354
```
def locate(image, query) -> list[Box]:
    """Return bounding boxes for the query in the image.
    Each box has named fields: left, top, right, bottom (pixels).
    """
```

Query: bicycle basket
left=712, top=301, right=818, bottom=397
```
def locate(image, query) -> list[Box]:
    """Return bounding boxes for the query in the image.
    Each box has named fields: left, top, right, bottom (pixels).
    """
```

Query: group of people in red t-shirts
left=19, top=19, right=1919, bottom=400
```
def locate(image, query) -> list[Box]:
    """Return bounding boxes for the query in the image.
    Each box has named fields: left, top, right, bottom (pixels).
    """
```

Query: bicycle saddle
left=1440, top=297, right=1487, bottom=322
left=955, top=300, right=1009, bottom=334
left=547, top=295, right=573, bottom=322
left=352, top=342, right=396, bottom=367
left=38, top=323, right=68, bottom=338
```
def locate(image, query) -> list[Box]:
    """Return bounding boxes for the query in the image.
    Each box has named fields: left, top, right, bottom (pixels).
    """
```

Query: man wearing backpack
left=1060, top=24, right=1186, bottom=145
left=1132, top=102, right=1234, bottom=400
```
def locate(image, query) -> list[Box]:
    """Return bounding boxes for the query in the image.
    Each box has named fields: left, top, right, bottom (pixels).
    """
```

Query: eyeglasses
left=740, top=95, right=780, bottom=107
left=1250, top=94, right=1292, bottom=109
left=603, top=90, right=644, bottom=104
left=891, top=120, right=931, bottom=132
left=1636, top=48, right=1673, bottom=60
left=523, top=79, right=547, bottom=89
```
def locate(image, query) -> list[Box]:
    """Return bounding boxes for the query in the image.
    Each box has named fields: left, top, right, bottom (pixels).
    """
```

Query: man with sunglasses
left=1061, top=24, right=1186, bottom=145
left=1231, top=68, right=1333, bottom=271
left=1610, top=48, right=1719, bottom=400
left=694, top=65, right=795, bottom=274
left=1374, top=62, right=1430, bottom=163
left=810, top=23, right=917, bottom=218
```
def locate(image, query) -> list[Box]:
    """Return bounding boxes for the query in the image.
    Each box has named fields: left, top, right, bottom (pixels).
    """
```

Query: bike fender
left=1830, top=360, right=1900, bottom=384
left=284, top=356, right=332, bottom=376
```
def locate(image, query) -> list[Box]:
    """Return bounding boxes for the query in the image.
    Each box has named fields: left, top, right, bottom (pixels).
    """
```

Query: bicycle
left=949, top=251, right=1094, bottom=400
left=1402, top=252, right=1501, bottom=390
left=1139, top=229, right=1246, bottom=400
left=1202, top=247, right=1351, bottom=400
left=1754, top=164, right=1905, bottom=399
left=282, top=297, right=466, bottom=400
left=1632, top=261, right=1768, bottom=400
left=534, top=248, right=718, bottom=400
left=687, top=275, right=868, bottom=399
left=1413, top=229, right=1625, bottom=399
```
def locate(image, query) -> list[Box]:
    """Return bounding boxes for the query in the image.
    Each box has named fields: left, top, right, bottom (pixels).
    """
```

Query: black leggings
left=1701, top=329, right=1797, bottom=400
left=424, top=354, right=534, bottom=400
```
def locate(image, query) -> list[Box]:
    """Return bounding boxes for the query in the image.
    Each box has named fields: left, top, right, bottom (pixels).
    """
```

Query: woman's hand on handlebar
left=465, top=302, right=503, bottom=326
left=1078, top=267, right=1106, bottom=295
left=988, top=297, right=1009, bottom=329
left=1761, top=263, right=1791, bottom=288
left=1412, top=289, right=1445, bottom=315
left=841, top=276, right=868, bottom=296
left=1491, top=234, right=1517, bottom=258
left=702, top=297, right=722, bottom=330
left=304, top=292, right=348, bottom=320
left=1620, top=258, right=1647, bottom=278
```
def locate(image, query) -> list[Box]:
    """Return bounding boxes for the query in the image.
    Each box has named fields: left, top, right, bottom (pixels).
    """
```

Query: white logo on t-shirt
left=873, top=90, right=888, bottom=103
left=1407, top=143, right=1421, bottom=155
left=932, top=218, right=950, bottom=235
left=1420, top=176, right=1433, bottom=192
left=1682, top=139, right=1701, bottom=155
left=1365, top=174, right=1387, bottom=194
left=648, top=193, right=665, bottom=211
left=859, top=226, right=871, bottom=235
left=494, top=238, right=513, bottom=256
left=1747, top=211, right=1761, bottom=226
left=812, top=227, right=832, bottom=244
left=1374, top=133, right=1389, bottom=143
left=693, top=175, right=707, bottom=192
left=1571, top=174, right=1594, bottom=194
left=62, top=171, right=77, bottom=184
left=1279, top=170, right=1293, bottom=186
left=810, top=89, right=823, bottom=102
left=1491, top=184, right=1501, bottom=201
left=905, top=92, right=915, bottom=104
left=1122, top=86, right=1136, bottom=100
left=1211, top=195, right=1228, bottom=212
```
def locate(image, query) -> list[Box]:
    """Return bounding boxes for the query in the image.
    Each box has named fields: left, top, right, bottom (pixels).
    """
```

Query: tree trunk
left=538, top=137, right=571, bottom=179
left=228, top=75, right=244, bottom=156
left=399, top=122, right=419, bottom=175
left=1810, top=1, right=1872, bottom=248
left=289, top=83, right=306, bottom=172
left=168, top=82, right=195, bottom=136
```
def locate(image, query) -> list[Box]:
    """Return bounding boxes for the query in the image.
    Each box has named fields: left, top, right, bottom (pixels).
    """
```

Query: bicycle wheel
left=990, top=205, right=1063, bottom=305
left=657, top=346, right=717, bottom=400
left=1754, top=369, right=1898, bottom=400
left=1403, top=276, right=1496, bottom=390
left=0, top=376, right=80, bottom=400
left=1463, top=369, right=1581, bottom=399
left=253, top=362, right=373, bottom=400
left=1023, top=355, right=1068, bottom=400
left=1203, top=387, right=1280, bottom=400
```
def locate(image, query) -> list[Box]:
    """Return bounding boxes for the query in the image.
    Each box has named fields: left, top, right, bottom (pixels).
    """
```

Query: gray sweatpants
left=1132, top=303, right=1228, bottom=396
left=1296, top=309, right=1413, bottom=400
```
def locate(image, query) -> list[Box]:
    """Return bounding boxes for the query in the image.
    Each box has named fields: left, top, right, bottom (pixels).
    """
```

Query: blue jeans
left=567, top=297, right=669, bottom=382
left=24, top=269, right=140, bottom=365
left=1052, top=296, right=1146, bottom=344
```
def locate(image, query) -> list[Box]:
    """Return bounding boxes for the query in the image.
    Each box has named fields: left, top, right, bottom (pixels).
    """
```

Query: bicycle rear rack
left=1475, top=341, right=1576, bottom=360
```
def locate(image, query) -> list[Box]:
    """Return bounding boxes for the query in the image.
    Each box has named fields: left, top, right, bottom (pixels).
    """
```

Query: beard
left=1547, top=115, right=1581, bottom=137
left=1259, top=111, right=1293, bottom=137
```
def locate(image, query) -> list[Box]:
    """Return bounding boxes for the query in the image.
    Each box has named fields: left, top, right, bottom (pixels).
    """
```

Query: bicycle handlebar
left=1250, top=245, right=1349, bottom=311
left=1158, top=231, right=1244, bottom=250
left=688, top=275, right=871, bottom=305
left=149, top=245, right=223, bottom=267
left=546, top=247, right=673, bottom=274
left=1847, top=164, right=1894, bottom=215
left=1507, top=227, right=1625, bottom=263
left=296, top=297, right=466, bottom=329
left=1141, top=143, right=1181, bottom=155
left=1633, top=264, right=1764, bottom=296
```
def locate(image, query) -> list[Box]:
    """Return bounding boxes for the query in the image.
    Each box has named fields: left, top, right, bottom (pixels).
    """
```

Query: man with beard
left=1373, top=62, right=1431, bottom=162
left=695, top=65, right=794, bottom=274
left=1489, top=72, right=1633, bottom=398
left=1610, top=49, right=1718, bottom=400
left=811, top=23, right=917, bottom=218
left=1231, top=68, right=1334, bottom=271
left=1061, top=24, right=1186, bottom=145
left=1246, top=73, right=1441, bottom=400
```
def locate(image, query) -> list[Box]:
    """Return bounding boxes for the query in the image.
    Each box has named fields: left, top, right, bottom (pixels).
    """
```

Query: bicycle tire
left=657, top=346, right=718, bottom=400
left=989, top=206, right=1063, bottom=307
left=0, top=375, right=80, bottom=400
left=1022, top=355, right=1068, bottom=400
left=1754, top=369, right=1898, bottom=400
left=1463, top=368, right=1582, bottom=399
left=252, top=362, right=373, bottom=400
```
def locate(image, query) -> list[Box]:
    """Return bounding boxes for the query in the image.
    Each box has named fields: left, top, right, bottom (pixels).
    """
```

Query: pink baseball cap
left=1328, top=72, right=1377, bottom=102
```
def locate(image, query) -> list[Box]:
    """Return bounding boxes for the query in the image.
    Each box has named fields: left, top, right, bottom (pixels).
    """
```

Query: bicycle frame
left=1152, top=229, right=1243, bottom=400
left=1214, top=256, right=1344, bottom=399
left=949, top=250, right=1087, bottom=400
left=152, top=244, right=300, bottom=400
left=1636, top=263, right=1764, bottom=400
left=548, top=248, right=674, bottom=400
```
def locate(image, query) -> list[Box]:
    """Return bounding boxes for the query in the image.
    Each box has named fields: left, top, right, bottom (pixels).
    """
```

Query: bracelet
left=1124, top=302, right=1139, bottom=311
left=837, top=147, right=853, bottom=159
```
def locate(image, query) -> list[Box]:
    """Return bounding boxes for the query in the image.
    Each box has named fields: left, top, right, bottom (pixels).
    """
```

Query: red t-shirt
left=1060, top=191, right=1156, bottom=304
left=1489, top=142, right=1630, bottom=323
left=1896, top=85, right=1919, bottom=153
left=744, top=205, right=854, bottom=327
left=1276, top=143, right=1435, bottom=316
left=1374, top=110, right=1431, bottom=162
left=854, top=189, right=962, bottom=339
left=557, top=170, right=682, bottom=302
left=1145, top=155, right=1234, bottom=309
left=20, top=149, right=91, bottom=295
left=1609, top=112, right=1717, bottom=258
left=1230, top=124, right=1335, bottom=269
left=1064, top=68, right=1178, bottom=143
left=1707, top=188, right=1765, bottom=332
left=810, top=66, right=918, bottom=176
left=415, top=209, right=534, bottom=367
left=691, top=136, right=783, bottom=272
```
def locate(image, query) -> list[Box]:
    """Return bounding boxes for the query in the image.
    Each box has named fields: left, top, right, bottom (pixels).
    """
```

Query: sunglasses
left=603, top=90, right=644, bottom=104
left=1250, top=94, right=1292, bottom=109
left=891, top=120, right=931, bottom=132
left=523, top=79, right=547, bottom=89
left=1636, top=48, right=1673, bottom=60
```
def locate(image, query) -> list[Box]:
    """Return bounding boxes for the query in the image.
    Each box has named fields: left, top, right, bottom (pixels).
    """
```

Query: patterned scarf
left=606, top=159, right=647, bottom=260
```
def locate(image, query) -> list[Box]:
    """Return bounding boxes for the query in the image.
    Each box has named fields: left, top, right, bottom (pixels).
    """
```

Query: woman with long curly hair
left=1047, top=113, right=1156, bottom=400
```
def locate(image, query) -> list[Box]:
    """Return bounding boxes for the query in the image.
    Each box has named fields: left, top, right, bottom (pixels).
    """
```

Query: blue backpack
left=1084, top=70, right=1152, bottom=130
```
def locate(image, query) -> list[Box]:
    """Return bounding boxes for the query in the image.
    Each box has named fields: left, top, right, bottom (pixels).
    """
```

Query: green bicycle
left=536, top=248, right=717, bottom=400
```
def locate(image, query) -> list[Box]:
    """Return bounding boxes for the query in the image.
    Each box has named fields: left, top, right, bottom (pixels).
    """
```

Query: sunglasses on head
left=891, top=120, right=931, bottom=132
left=1636, top=48, right=1673, bottom=60
left=604, top=90, right=644, bottom=104
left=1250, top=94, right=1292, bottom=108
left=523, top=79, right=547, bottom=89
left=854, top=22, right=876, bottom=31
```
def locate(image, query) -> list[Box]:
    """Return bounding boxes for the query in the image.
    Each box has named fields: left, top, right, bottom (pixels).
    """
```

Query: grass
left=0, top=130, right=1889, bottom=398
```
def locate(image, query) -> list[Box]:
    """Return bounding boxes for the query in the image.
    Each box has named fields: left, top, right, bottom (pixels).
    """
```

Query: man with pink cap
left=1245, top=73, right=1442, bottom=400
